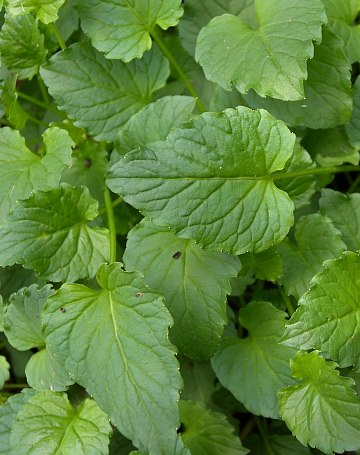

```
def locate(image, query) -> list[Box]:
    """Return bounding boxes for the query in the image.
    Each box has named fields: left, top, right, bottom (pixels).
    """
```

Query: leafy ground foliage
left=0, top=0, right=360, bottom=454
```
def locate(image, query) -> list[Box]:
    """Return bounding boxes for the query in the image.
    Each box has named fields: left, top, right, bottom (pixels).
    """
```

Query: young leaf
left=10, top=392, right=111, bottom=454
left=0, top=185, right=110, bottom=283
left=245, top=30, right=352, bottom=129
left=1, top=74, right=29, bottom=129
left=41, top=42, right=170, bottom=141
left=239, top=247, right=282, bottom=282
left=6, top=0, right=66, bottom=24
left=0, top=389, right=38, bottom=453
left=279, top=351, right=360, bottom=454
left=74, top=0, right=183, bottom=61
left=283, top=252, right=360, bottom=370
left=116, top=96, right=196, bottom=154
left=0, top=126, right=73, bottom=223
left=212, top=302, right=297, bottom=418
left=278, top=214, right=346, bottom=299
left=320, top=189, right=360, bottom=251
left=179, top=400, right=248, bottom=455
left=0, top=14, right=46, bottom=79
left=123, top=219, right=240, bottom=359
left=107, top=107, right=295, bottom=255
left=0, top=357, right=10, bottom=389
left=196, top=0, right=326, bottom=100
left=43, top=263, right=182, bottom=454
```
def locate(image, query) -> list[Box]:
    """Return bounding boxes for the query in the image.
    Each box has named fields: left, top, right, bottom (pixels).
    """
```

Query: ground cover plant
left=0, top=0, right=360, bottom=453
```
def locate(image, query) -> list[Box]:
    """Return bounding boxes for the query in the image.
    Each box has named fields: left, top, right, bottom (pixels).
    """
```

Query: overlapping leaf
left=107, top=107, right=295, bottom=255
left=279, top=214, right=346, bottom=299
left=6, top=0, right=65, bottom=24
left=0, top=127, right=73, bottom=223
left=0, top=185, right=109, bottom=282
left=279, top=351, right=360, bottom=454
left=41, top=42, right=169, bottom=141
left=124, top=220, right=240, bottom=359
left=10, top=392, right=111, bottom=454
left=1, top=75, right=29, bottom=129
left=346, top=76, right=360, bottom=147
left=283, top=252, right=360, bottom=369
left=196, top=0, right=326, bottom=100
left=43, top=263, right=182, bottom=454
left=74, top=0, right=183, bottom=61
left=212, top=302, right=297, bottom=418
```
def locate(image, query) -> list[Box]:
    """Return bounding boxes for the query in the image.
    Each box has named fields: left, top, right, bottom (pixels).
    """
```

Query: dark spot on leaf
left=83, top=158, right=91, bottom=168
left=172, top=251, right=181, bottom=260
left=60, top=307, right=66, bottom=313
left=135, top=292, right=143, bottom=298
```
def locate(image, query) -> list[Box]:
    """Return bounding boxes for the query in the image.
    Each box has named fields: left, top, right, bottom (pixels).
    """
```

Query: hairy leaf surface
left=107, top=107, right=295, bottom=255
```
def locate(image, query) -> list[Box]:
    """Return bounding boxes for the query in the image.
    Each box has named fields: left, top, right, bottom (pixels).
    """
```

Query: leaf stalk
left=104, top=188, right=117, bottom=263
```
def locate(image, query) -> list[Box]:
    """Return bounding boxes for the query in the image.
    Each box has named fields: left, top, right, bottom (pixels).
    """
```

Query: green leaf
left=278, top=214, right=346, bottom=299
left=43, top=263, right=182, bottom=454
left=107, top=107, right=295, bottom=255
left=0, top=296, right=4, bottom=331
left=6, top=0, right=66, bottom=24
left=322, top=0, right=360, bottom=63
left=240, top=247, right=282, bottom=282
left=124, top=220, right=240, bottom=359
left=246, top=434, right=312, bottom=455
left=279, top=351, right=360, bottom=454
left=0, top=265, right=42, bottom=302
left=41, top=42, right=170, bottom=141
left=195, top=0, right=326, bottom=100
left=116, top=95, right=196, bottom=154
left=10, top=392, right=111, bottom=454
left=0, top=357, right=10, bottom=389
left=0, top=185, right=110, bottom=283
left=346, top=75, right=360, bottom=147
left=0, top=389, right=38, bottom=453
left=179, top=400, right=248, bottom=455
left=283, top=252, right=360, bottom=369
left=302, top=127, right=359, bottom=167
left=180, top=359, right=217, bottom=409
left=320, top=188, right=360, bottom=251
left=212, top=302, right=297, bottom=418
left=0, top=126, right=73, bottom=223
left=4, top=284, right=53, bottom=350
left=245, top=30, right=352, bottom=129
left=1, top=74, right=29, bottom=129
left=179, top=0, right=255, bottom=57
left=0, top=14, right=46, bottom=79
left=74, top=0, right=183, bottom=61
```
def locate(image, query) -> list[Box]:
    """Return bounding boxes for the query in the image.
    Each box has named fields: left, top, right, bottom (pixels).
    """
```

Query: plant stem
left=279, top=287, right=295, bottom=316
left=255, top=417, right=276, bottom=455
left=240, top=416, right=256, bottom=441
left=150, top=27, right=206, bottom=113
left=3, top=383, right=29, bottom=390
left=27, top=114, right=48, bottom=127
left=104, top=188, right=117, bottom=263
left=37, top=74, right=50, bottom=104
left=272, top=165, right=360, bottom=181
left=51, top=23, right=67, bottom=50
left=97, top=197, right=123, bottom=217
left=349, top=173, right=360, bottom=193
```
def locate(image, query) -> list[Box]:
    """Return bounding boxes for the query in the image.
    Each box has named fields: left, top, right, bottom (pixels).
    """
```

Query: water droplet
left=219, top=166, right=223, bottom=170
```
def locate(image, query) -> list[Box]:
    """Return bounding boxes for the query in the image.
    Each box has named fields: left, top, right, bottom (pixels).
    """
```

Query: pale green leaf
left=239, top=247, right=282, bottom=282
left=41, top=42, right=170, bottom=141
left=25, top=348, right=74, bottom=392
left=0, top=126, right=73, bottom=223
left=6, top=0, right=65, bottom=23
left=279, top=351, right=360, bottom=454
left=0, top=389, right=38, bottom=453
left=74, top=0, right=183, bottom=61
left=245, top=30, right=352, bottom=129
left=0, top=14, right=46, bottom=79
left=1, top=74, right=29, bottom=129
left=196, top=0, right=326, bottom=100
left=278, top=214, right=346, bottom=299
left=124, top=220, right=240, bottom=359
left=43, top=263, right=182, bottom=454
left=116, top=96, right=196, bottom=154
left=10, top=392, right=111, bottom=454
left=0, top=357, right=10, bottom=389
left=302, top=127, right=359, bottom=167
left=212, top=302, right=297, bottom=418
left=179, top=0, right=255, bottom=57
left=179, top=400, right=248, bottom=455
left=283, top=252, right=360, bottom=369
left=4, top=284, right=54, bottom=350
left=107, top=107, right=295, bottom=255
left=322, top=0, right=360, bottom=63
left=320, top=189, right=360, bottom=251
left=346, top=76, right=360, bottom=147
left=0, top=185, right=110, bottom=283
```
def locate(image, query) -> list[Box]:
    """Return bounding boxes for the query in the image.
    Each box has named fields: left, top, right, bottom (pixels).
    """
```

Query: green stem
left=104, top=188, right=117, bottom=263
left=349, top=173, right=360, bottom=193
left=3, top=383, right=29, bottom=390
left=27, top=114, right=48, bottom=127
left=272, top=165, right=360, bottom=181
left=97, top=197, right=123, bottom=217
left=255, top=417, right=275, bottom=455
left=279, top=287, right=295, bottom=316
left=51, top=23, right=67, bottom=50
left=150, top=27, right=206, bottom=113
left=37, top=74, right=50, bottom=104
left=240, top=416, right=256, bottom=441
